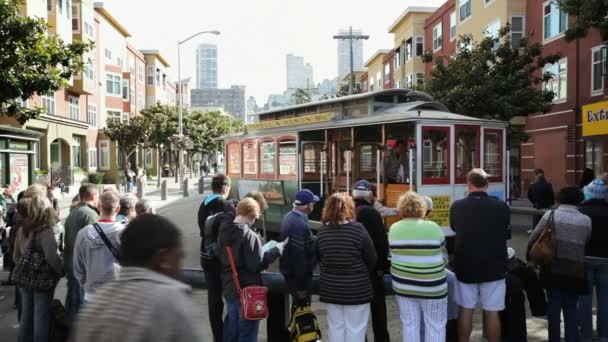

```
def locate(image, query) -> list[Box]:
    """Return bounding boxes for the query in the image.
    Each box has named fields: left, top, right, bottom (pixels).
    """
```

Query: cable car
left=221, top=89, right=509, bottom=235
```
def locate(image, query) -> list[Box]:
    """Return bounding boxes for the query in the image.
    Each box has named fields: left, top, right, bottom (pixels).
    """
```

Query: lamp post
left=177, top=30, right=220, bottom=189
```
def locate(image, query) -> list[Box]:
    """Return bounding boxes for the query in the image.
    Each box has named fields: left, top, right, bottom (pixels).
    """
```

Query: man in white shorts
left=449, top=169, right=510, bottom=342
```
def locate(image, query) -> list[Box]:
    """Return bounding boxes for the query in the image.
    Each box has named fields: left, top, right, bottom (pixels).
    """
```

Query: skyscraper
left=337, top=28, right=365, bottom=80
left=286, top=54, right=314, bottom=90
left=196, top=44, right=218, bottom=89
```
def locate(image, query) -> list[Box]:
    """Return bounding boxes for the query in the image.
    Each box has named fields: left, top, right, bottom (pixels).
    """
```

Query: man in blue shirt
left=279, top=189, right=319, bottom=307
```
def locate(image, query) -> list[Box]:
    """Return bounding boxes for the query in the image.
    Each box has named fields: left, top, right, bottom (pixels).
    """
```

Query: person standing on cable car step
left=197, top=175, right=234, bottom=342
left=352, top=180, right=390, bottom=342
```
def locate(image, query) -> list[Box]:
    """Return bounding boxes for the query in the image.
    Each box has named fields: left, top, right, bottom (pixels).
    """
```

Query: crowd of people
left=0, top=165, right=606, bottom=342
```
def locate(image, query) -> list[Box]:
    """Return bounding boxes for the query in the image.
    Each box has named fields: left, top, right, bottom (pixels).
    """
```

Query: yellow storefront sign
left=582, top=101, right=608, bottom=137
left=246, top=112, right=333, bottom=130
left=427, top=195, right=451, bottom=227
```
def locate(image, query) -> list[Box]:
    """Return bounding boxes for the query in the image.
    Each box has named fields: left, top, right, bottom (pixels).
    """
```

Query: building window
left=117, top=57, right=122, bottom=68
left=416, top=73, right=425, bottom=85
left=84, top=21, right=94, bottom=37
left=69, top=96, right=79, bottom=120
left=278, top=141, right=296, bottom=176
left=107, top=111, right=121, bottom=123
left=544, top=1, right=567, bottom=41
left=511, top=15, right=525, bottom=48
left=58, top=0, right=63, bottom=14
left=99, top=140, right=110, bottom=170
left=105, top=48, right=112, bottom=60
left=544, top=58, right=567, bottom=101
left=394, top=50, right=400, bottom=69
left=88, top=149, right=97, bottom=168
left=406, top=74, right=413, bottom=88
left=585, top=139, right=604, bottom=176
left=227, top=142, right=241, bottom=174
left=260, top=141, right=275, bottom=175
left=106, top=73, right=122, bottom=96
left=485, top=19, right=501, bottom=49
left=416, top=37, right=424, bottom=56
left=592, top=46, right=607, bottom=95
left=433, top=23, right=443, bottom=51
left=71, top=2, right=79, bottom=32
left=405, top=38, right=413, bottom=62
left=84, top=62, right=94, bottom=81
left=47, top=0, right=52, bottom=11
left=138, top=64, right=144, bottom=82
left=147, top=66, right=154, bottom=85
left=122, top=79, right=129, bottom=100
left=459, top=0, right=472, bottom=22
left=72, top=136, right=81, bottom=168
left=376, top=72, right=382, bottom=88
left=483, top=129, right=503, bottom=181
left=450, top=12, right=457, bottom=41
left=87, top=104, right=97, bottom=126
left=41, top=91, right=55, bottom=115
left=422, top=126, right=450, bottom=184
left=384, top=63, right=390, bottom=83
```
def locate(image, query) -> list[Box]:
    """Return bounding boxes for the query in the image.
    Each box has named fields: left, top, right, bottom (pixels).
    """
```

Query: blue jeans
left=18, top=288, right=54, bottom=342
left=126, top=181, right=133, bottom=193
left=65, top=273, right=84, bottom=325
left=547, top=287, right=579, bottom=342
left=578, top=262, right=608, bottom=342
left=224, top=297, right=260, bottom=342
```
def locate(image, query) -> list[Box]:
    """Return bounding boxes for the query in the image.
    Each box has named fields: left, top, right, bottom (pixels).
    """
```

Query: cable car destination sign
left=246, top=112, right=333, bottom=130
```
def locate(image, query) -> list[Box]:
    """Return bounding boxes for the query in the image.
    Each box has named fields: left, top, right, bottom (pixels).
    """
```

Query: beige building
left=389, top=6, right=436, bottom=88
left=455, top=0, right=526, bottom=46
left=364, top=50, right=389, bottom=91
left=141, top=50, right=173, bottom=107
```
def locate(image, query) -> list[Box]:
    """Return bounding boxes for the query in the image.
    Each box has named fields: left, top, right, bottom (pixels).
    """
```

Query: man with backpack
left=197, top=174, right=234, bottom=342
left=352, top=180, right=391, bottom=342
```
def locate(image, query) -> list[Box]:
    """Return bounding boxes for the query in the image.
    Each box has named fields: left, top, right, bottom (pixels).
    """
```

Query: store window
left=278, top=141, right=297, bottom=176
left=243, top=141, right=257, bottom=175
left=455, top=125, right=480, bottom=183
left=72, top=136, right=82, bottom=168
left=422, top=126, right=450, bottom=184
left=585, top=139, right=604, bottom=176
left=483, top=129, right=503, bottom=181
left=227, top=142, right=241, bottom=175
left=260, top=141, right=275, bottom=175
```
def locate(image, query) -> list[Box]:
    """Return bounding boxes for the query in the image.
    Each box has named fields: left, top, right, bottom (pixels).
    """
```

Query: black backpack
left=289, top=305, right=321, bottom=342
left=201, top=212, right=224, bottom=261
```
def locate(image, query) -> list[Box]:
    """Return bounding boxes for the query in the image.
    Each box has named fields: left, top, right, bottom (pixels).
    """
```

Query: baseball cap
left=353, top=180, right=372, bottom=192
left=294, top=189, right=320, bottom=206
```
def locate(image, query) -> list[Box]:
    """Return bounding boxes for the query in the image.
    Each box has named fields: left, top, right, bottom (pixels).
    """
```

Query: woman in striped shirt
left=389, top=191, right=447, bottom=342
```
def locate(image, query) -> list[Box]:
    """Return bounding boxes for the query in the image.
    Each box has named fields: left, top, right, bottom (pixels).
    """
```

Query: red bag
left=226, top=246, right=268, bottom=320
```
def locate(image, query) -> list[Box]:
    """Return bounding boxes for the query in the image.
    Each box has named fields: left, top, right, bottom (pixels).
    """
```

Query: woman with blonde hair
left=315, top=192, right=377, bottom=342
left=218, top=197, right=287, bottom=342
left=13, top=185, right=63, bottom=342
left=389, top=191, right=447, bottom=342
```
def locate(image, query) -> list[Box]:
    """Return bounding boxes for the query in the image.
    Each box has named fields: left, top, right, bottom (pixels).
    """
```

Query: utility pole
left=333, top=26, right=369, bottom=95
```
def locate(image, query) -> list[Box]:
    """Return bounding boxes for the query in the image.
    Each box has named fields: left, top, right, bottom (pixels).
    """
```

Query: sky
left=103, top=0, right=446, bottom=105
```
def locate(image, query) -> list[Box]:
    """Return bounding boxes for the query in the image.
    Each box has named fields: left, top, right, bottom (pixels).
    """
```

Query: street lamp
left=177, top=30, right=220, bottom=189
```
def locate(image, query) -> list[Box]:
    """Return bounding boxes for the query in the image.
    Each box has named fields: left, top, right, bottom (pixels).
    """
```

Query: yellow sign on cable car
left=582, top=101, right=608, bottom=137
left=246, top=112, right=333, bottom=130
left=427, top=195, right=451, bottom=227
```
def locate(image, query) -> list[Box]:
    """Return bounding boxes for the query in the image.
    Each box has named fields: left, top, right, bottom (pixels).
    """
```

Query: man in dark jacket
left=279, top=189, right=319, bottom=307
left=450, top=169, right=510, bottom=342
left=527, top=173, right=554, bottom=230
left=352, top=180, right=390, bottom=342
left=197, top=174, right=234, bottom=342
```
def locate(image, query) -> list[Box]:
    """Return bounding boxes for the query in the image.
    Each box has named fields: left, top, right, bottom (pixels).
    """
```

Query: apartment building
left=141, top=50, right=173, bottom=107
left=424, top=1, right=457, bottom=77
left=176, top=78, right=192, bottom=109
left=522, top=1, right=607, bottom=191
left=126, top=44, right=147, bottom=116
left=389, top=7, right=435, bottom=88
left=364, top=50, right=389, bottom=92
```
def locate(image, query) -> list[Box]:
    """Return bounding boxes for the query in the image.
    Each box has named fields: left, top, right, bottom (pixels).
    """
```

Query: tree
left=104, top=116, right=150, bottom=164
left=140, top=104, right=178, bottom=187
left=0, top=0, right=93, bottom=124
left=185, top=110, right=235, bottom=157
left=422, top=26, right=562, bottom=140
left=556, top=0, right=608, bottom=42
left=291, top=89, right=309, bottom=104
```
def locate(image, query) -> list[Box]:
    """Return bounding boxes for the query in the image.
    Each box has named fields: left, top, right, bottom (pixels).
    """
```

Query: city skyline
left=100, top=0, right=446, bottom=103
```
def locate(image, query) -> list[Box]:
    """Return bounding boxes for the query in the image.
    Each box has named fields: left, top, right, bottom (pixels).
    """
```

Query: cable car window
left=260, top=141, right=275, bottom=175
left=422, top=126, right=450, bottom=184
left=243, top=141, right=257, bottom=175
left=359, top=144, right=376, bottom=173
left=279, top=141, right=297, bottom=176
left=455, top=126, right=480, bottom=183
left=227, top=142, right=241, bottom=175
left=484, top=129, right=503, bottom=181
left=304, top=144, right=320, bottom=174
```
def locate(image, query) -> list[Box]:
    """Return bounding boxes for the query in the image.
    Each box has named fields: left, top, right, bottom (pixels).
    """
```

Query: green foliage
left=0, top=0, right=93, bottom=124
left=423, top=25, right=561, bottom=128
left=140, top=104, right=179, bottom=149
left=104, top=115, right=150, bottom=163
left=556, top=0, right=608, bottom=42
left=88, top=172, right=105, bottom=185
left=185, top=110, right=241, bottom=156
left=292, top=89, right=309, bottom=104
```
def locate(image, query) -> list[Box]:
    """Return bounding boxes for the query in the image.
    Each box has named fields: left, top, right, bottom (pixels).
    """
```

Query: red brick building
left=523, top=1, right=607, bottom=191
left=383, top=51, right=396, bottom=89
left=424, top=0, right=456, bottom=77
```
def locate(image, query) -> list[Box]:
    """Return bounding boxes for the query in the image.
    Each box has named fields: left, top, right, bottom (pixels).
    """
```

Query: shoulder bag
left=529, top=210, right=555, bottom=265
left=93, top=223, right=121, bottom=261
left=13, top=232, right=58, bottom=291
left=225, top=245, right=268, bottom=320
